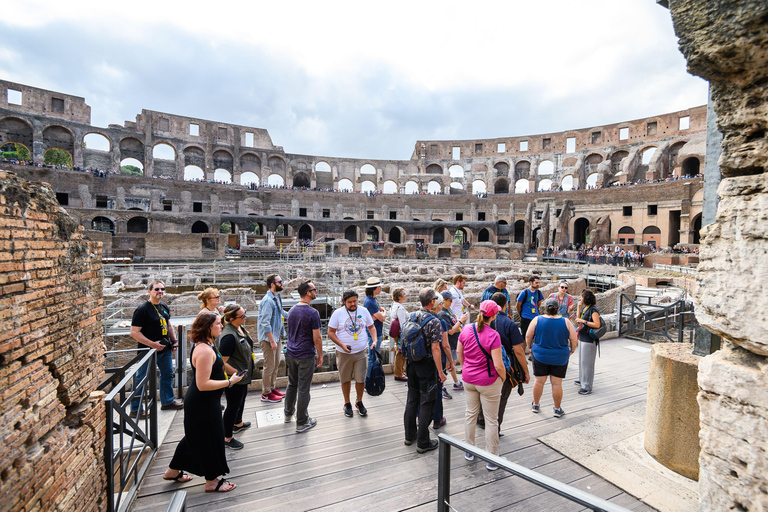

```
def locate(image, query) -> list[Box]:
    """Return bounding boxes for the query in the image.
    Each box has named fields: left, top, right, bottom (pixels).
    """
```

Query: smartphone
left=236, top=369, right=247, bottom=377
left=346, top=345, right=352, bottom=351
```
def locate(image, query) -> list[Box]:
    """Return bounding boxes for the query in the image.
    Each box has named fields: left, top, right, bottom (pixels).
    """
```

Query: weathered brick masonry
left=0, top=170, right=106, bottom=512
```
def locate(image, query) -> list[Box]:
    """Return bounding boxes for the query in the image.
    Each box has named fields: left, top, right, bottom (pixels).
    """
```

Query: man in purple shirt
left=284, top=280, right=323, bottom=433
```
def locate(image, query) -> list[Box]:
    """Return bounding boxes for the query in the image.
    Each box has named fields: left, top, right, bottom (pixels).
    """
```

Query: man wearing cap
left=403, top=288, right=447, bottom=454
left=482, top=276, right=510, bottom=315
left=439, top=290, right=468, bottom=392
left=328, top=290, right=378, bottom=418
left=363, top=277, right=386, bottom=377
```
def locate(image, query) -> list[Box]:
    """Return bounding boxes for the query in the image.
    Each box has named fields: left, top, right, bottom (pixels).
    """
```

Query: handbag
left=472, top=325, right=521, bottom=389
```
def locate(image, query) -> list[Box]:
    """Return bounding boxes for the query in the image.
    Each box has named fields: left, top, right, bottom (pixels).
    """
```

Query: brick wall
left=0, top=171, right=107, bottom=512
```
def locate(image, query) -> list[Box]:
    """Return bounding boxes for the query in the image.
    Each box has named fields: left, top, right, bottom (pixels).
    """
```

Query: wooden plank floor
left=133, top=338, right=657, bottom=512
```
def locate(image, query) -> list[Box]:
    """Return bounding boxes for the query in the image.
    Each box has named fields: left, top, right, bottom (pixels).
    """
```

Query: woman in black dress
left=163, top=312, right=243, bottom=492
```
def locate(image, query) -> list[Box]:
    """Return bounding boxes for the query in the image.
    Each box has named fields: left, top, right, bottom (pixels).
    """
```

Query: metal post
left=437, top=439, right=451, bottom=512
left=105, top=398, right=115, bottom=512
left=149, top=352, right=158, bottom=448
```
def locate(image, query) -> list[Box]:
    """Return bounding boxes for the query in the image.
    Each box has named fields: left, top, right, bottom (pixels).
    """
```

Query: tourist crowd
left=129, top=271, right=605, bottom=493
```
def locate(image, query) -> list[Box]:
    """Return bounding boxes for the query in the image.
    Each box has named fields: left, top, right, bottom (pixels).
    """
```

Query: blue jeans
left=131, top=349, right=175, bottom=412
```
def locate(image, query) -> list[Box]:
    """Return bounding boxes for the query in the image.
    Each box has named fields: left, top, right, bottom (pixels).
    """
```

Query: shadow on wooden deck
left=132, top=338, right=658, bottom=512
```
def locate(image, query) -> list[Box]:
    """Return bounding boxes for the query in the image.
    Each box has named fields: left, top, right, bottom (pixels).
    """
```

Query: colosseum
left=0, top=79, right=706, bottom=261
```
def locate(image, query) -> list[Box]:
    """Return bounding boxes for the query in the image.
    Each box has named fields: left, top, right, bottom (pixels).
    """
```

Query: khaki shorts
left=336, top=350, right=367, bottom=383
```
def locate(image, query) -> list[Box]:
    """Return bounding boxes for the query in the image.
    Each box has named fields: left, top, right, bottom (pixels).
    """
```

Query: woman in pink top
left=457, top=300, right=507, bottom=470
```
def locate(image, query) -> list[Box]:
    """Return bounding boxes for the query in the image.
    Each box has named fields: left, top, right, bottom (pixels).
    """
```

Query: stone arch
left=298, top=224, right=313, bottom=240
left=514, top=160, right=531, bottom=182
left=515, top=178, right=529, bottom=193
left=293, top=171, right=311, bottom=188
left=268, top=155, right=286, bottom=174
left=574, top=217, right=590, bottom=245
left=183, top=145, right=205, bottom=168
left=268, top=174, right=285, bottom=187
left=338, top=178, right=354, bottom=191
left=618, top=226, right=635, bottom=244
left=514, top=220, right=525, bottom=243
left=425, top=163, right=443, bottom=174
left=360, top=163, right=376, bottom=175
left=642, top=225, right=662, bottom=247
left=586, top=172, right=599, bottom=188
left=449, top=164, right=465, bottom=178
left=692, top=213, right=702, bottom=244
left=213, top=149, right=233, bottom=171
left=241, top=172, right=259, bottom=186
left=454, top=227, right=471, bottom=245
left=668, top=141, right=687, bottom=170
left=119, top=137, right=144, bottom=166
left=561, top=175, right=574, bottom=191
left=214, top=168, right=232, bottom=183
left=433, top=227, right=446, bottom=244
left=405, top=180, right=419, bottom=194
left=382, top=180, right=398, bottom=194
left=585, top=153, right=604, bottom=174
left=315, top=161, right=331, bottom=173
left=127, top=216, right=149, bottom=233
left=367, top=226, right=382, bottom=242
left=0, top=116, right=34, bottom=149
left=152, top=142, right=176, bottom=160
left=91, top=216, right=115, bottom=235
left=361, top=180, right=376, bottom=192
left=427, top=180, right=442, bottom=193
left=344, top=225, right=359, bottom=242
left=450, top=182, right=465, bottom=194
left=472, top=180, right=487, bottom=194
left=191, top=220, right=210, bottom=233
left=83, top=132, right=111, bottom=152
left=389, top=226, right=405, bottom=244
left=538, top=179, right=553, bottom=191
left=494, top=161, right=509, bottom=177
left=538, top=160, right=555, bottom=176
left=184, top=165, right=204, bottom=181
left=240, top=152, right=261, bottom=173
left=682, top=157, right=701, bottom=175
left=494, top=177, right=509, bottom=194
left=610, top=150, right=629, bottom=173
left=478, top=228, right=491, bottom=242
left=43, top=125, right=75, bottom=155
left=641, top=146, right=658, bottom=165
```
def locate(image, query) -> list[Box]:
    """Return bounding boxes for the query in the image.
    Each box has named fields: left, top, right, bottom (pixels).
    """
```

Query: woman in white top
left=389, top=288, right=409, bottom=381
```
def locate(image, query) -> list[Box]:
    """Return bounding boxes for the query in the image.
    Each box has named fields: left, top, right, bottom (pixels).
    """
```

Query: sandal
left=163, top=470, right=193, bottom=483
left=205, top=479, right=236, bottom=492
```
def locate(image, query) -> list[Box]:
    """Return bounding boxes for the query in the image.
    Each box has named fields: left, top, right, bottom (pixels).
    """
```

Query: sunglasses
left=214, top=295, right=221, bottom=298
left=236, top=313, right=247, bottom=319
left=308, top=288, right=317, bottom=292
left=153, top=287, right=165, bottom=291
left=560, top=286, right=568, bottom=289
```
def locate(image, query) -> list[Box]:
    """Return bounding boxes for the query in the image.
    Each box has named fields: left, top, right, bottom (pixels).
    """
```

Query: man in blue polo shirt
left=363, top=276, right=386, bottom=374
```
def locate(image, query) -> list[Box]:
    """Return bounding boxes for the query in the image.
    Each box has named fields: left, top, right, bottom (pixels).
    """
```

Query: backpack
left=388, top=312, right=401, bottom=339
left=401, top=312, right=435, bottom=362
left=365, top=348, right=386, bottom=396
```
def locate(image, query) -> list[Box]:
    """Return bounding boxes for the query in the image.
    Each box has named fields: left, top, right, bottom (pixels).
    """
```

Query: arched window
left=241, top=172, right=259, bottom=186
left=427, top=181, right=442, bottom=194
left=494, top=178, right=509, bottom=194
left=389, top=227, right=403, bottom=244
left=344, top=225, right=358, bottom=242
left=367, top=227, right=380, bottom=242
left=515, top=179, right=529, bottom=193
left=642, top=147, right=657, bottom=165
left=268, top=174, right=285, bottom=187
left=682, top=157, right=700, bottom=175
left=214, top=168, right=232, bottom=183
left=361, top=180, right=376, bottom=192
left=450, top=182, right=464, bottom=193
left=84, top=133, right=110, bottom=152
left=586, top=173, right=599, bottom=187
left=478, top=228, right=490, bottom=242
left=360, top=164, right=376, bottom=175
left=561, top=175, right=574, bottom=191
left=127, top=217, right=149, bottom=233
left=426, top=164, right=443, bottom=174
left=405, top=180, right=419, bottom=194
left=514, top=220, right=525, bottom=244
left=538, top=179, right=552, bottom=191
left=120, top=157, right=144, bottom=176
left=433, top=227, right=445, bottom=244
left=184, top=165, right=204, bottom=181
left=338, top=178, right=354, bottom=191
left=293, top=172, right=310, bottom=188
left=298, top=224, right=312, bottom=240
left=472, top=180, right=486, bottom=194
left=91, top=216, right=115, bottom=234
left=449, top=165, right=464, bottom=178
left=192, top=221, right=209, bottom=233
left=315, top=161, right=331, bottom=173
left=153, top=143, right=176, bottom=160
left=538, top=161, right=554, bottom=175
left=382, top=180, right=398, bottom=194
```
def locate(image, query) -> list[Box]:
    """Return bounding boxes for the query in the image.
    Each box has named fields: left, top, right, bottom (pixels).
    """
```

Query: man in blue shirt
left=363, top=277, right=386, bottom=373
left=481, top=275, right=510, bottom=314
left=477, top=292, right=530, bottom=432
left=258, top=274, right=287, bottom=403
left=516, top=275, right=543, bottom=340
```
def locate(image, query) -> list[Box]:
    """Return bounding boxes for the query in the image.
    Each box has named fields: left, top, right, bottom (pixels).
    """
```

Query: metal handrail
left=100, top=349, right=159, bottom=512
left=437, top=434, right=631, bottom=512
left=165, top=491, right=187, bottom=512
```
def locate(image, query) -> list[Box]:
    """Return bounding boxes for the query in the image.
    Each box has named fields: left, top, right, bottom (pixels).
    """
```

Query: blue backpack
left=365, top=348, right=386, bottom=396
left=401, top=312, right=435, bottom=362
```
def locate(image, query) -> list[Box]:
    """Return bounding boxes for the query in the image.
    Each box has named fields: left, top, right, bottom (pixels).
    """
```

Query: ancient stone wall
left=0, top=170, right=106, bottom=511
left=668, top=0, right=768, bottom=510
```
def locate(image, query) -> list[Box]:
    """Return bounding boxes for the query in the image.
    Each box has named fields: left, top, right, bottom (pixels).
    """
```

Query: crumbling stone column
left=667, top=1, right=768, bottom=510
left=0, top=171, right=107, bottom=511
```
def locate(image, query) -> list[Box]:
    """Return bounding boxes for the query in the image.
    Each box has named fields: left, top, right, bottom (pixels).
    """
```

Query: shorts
left=532, top=356, right=568, bottom=379
left=336, top=350, right=367, bottom=383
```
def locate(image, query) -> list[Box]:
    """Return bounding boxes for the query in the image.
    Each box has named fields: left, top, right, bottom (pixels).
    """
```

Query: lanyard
left=151, top=302, right=168, bottom=335
left=345, top=308, right=359, bottom=333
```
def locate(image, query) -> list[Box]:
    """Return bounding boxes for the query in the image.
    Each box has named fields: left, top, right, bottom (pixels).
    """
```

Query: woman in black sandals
left=163, top=312, right=243, bottom=492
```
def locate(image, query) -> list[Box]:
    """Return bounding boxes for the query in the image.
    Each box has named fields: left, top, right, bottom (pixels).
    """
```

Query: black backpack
left=365, top=348, right=386, bottom=396
left=401, top=312, right=435, bottom=362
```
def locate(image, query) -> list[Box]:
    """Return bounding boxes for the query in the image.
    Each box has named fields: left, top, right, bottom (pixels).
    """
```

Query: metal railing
left=618, top=293, right=697, bottom=343
left=437, top=434, right=631, bottom=512
left=165, top=491, right=187, bottom=512
left=99, top=349, right=159, bottom=512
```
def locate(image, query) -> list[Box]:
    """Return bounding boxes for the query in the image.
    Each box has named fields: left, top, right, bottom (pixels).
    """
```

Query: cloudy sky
left=1, top=0, right=707, bottom=160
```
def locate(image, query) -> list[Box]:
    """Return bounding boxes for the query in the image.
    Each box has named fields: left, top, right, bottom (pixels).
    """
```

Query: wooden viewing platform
left=132, top=338, right=658, bottom=512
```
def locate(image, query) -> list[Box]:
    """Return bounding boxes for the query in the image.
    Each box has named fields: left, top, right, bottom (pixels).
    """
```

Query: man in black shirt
left=403, top=288, right=446, bottom=454
left=130, top=280, right=182, bottom=416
